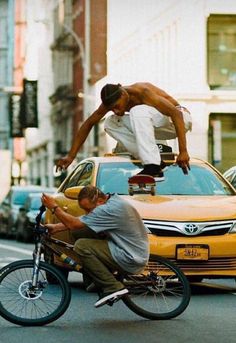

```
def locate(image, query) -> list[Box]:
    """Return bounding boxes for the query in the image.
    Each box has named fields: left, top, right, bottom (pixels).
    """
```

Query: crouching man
left=42, top=186, right=149, bottom=308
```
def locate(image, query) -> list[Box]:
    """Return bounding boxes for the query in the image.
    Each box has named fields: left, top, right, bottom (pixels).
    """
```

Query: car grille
left=146, top=257, right=236, bottom=272
left=143, top=219, right=235, bottom=236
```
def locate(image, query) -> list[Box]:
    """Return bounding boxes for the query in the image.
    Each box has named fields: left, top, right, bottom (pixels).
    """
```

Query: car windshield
left=96, top=162, right=234, bottom=196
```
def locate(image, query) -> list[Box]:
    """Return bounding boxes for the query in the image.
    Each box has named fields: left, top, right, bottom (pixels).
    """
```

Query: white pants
left=104, top=104, right=192, bottom=165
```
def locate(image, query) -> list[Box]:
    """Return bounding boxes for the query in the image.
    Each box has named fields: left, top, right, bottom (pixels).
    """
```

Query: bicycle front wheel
left=122, top=255, right=191, bottom=320
left=0, top=260, right=71, bottom=326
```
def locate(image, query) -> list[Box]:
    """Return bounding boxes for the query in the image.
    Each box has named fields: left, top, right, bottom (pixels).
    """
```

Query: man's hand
left=45, top=223, right=67, bottom=235
left=176, top=151, right=191, bottom=175
left=56, top=155, right=74, bottom=171
left=41, top=193, right=57, bottom=211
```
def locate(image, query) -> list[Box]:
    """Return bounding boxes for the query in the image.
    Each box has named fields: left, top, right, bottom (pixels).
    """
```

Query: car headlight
left=229, top=222, right=236, bottom=233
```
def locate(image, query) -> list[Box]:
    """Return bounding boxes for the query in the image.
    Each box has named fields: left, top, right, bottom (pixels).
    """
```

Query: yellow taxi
left=45, top=151, right=236, bottom=281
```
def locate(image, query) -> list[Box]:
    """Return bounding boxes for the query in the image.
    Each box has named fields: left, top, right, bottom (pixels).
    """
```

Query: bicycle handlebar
left=33, top=224, right=48, bottom=235
left=34, top=205, right=48, bottom=235
left=35, top=205, right=46, bottom=224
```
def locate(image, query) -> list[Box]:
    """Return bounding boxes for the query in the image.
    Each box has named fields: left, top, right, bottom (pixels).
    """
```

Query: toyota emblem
left=184, top=223, right=199, bottom=235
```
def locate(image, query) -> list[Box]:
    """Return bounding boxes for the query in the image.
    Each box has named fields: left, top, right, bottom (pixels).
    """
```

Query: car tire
left=187, top=276, right=203, bottom=283
left=44, top=247, right=69, bottom=283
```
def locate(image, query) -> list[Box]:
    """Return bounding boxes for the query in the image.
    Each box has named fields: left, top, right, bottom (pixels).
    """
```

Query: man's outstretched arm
left=56, top=104, right=108, bottom=170
left=142, top=87, right=190, bottom=172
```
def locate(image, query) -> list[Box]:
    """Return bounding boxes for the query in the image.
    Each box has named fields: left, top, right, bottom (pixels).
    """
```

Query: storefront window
left=208, top=15, right=236, bottom=89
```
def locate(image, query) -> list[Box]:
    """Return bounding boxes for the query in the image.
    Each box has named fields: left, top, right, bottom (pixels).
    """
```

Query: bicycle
left=0, top=206, right=191, bottom=326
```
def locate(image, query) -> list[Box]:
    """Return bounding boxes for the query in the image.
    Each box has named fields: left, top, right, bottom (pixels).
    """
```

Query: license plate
left=176, top=244, right=209, bottom=261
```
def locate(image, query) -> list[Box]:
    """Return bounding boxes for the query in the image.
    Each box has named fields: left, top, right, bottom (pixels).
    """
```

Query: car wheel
left=21, top=226, right=31, bottom=243
left=16, top=222, right=23, bottom=242
left=44, top=247, right=69, bottom=283
left=187, top=276, right=203, bottom=283
left=82, top=271, right=93, bottom=289
left=16, top=232, right=22, bottom=242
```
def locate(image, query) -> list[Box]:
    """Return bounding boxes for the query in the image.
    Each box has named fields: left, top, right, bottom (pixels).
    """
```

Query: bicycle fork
left=32, top=242, right=43, bottom=287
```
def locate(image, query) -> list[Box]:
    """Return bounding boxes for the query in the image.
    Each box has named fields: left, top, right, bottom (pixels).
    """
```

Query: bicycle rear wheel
left=121, top=255, right=191, bottom=320
left=0, top=260, right=71, bottom=326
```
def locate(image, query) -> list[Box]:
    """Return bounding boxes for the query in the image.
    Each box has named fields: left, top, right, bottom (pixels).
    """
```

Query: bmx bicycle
left=0, top=206, right=191, bottom=326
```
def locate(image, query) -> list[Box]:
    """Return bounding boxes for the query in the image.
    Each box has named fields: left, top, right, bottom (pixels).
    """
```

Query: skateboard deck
left=128, top=175, right=156, bottom=196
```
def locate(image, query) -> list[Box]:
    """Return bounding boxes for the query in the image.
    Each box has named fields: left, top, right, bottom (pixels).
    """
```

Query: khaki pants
left=73, top=228, right=124, bottom=293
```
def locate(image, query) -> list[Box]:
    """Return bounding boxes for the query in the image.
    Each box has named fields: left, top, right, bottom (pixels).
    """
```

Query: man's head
left=100, top=83, right=129, bottom=116
left=78, top=186, right=107, bottom=213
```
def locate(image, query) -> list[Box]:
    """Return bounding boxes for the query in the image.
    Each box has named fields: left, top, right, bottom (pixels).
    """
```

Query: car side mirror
left=64, top=186, right=84, bottom=200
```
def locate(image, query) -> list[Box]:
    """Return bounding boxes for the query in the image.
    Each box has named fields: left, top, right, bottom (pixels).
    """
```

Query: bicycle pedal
left=107, top=296, right=118, bottom=306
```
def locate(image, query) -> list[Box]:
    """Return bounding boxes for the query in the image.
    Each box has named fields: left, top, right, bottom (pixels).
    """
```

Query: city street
left=1, top=1, right=236, bottom=342
left=0, top=239, right=235, bottom=343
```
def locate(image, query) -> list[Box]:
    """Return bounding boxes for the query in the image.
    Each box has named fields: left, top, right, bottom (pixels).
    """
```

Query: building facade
left=24, top=0, right=55, bottom=187
left=18, top=0, right=236, bottom=188
left=25, top=0, right=107, bottom=186
left=0, top=0, right=14, bottom=149
left=98, top=0, right=236, bottom=172
left=0, top=0, right=15, bottom=198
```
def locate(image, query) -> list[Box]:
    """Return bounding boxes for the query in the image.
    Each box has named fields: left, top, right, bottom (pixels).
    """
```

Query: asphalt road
left=0, top=239, right=235, bottom=343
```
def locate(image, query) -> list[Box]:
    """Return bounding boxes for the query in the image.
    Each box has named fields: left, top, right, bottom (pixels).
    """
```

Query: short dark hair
left=100, top=83, right=122, bottom=107
left=78, top=186, right=106, bottom=204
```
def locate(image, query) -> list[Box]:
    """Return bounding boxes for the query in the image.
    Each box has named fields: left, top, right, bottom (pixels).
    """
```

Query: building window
left=207, top=15, right=236, bottom=90
left=208, top=113, right=236, bottom=172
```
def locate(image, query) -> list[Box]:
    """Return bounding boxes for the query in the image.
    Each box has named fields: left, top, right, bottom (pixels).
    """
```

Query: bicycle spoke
left=0, top=260, right=71, bottom=326
left=122, top=256, right=190, bottom=320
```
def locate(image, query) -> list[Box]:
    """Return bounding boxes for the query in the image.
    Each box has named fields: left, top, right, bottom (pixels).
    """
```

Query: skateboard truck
left=128, top=175, right=156, bottom=196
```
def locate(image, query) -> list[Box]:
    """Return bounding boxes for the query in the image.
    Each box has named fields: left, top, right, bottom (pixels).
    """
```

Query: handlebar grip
left=34, top=224, right=48, bottom=234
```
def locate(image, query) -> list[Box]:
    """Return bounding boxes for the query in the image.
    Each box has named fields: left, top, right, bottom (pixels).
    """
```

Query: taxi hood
left=122, top=195, right=236, bottom=221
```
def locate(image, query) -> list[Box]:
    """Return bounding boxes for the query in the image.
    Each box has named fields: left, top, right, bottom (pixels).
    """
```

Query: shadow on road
left=190, top=279, right=236, bottom=294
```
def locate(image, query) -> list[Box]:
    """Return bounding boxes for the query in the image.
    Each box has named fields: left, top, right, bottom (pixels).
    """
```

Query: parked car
left=223, top=166, right=236, bottom=189
left=44, top=152, right=236, bottom=282
left=16, top=190, right=56, bottom=242
left=0, top=185, right=56, bottom=238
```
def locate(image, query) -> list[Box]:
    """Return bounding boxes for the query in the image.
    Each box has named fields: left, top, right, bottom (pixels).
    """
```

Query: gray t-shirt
left=79, top=194, right=149, bottom=273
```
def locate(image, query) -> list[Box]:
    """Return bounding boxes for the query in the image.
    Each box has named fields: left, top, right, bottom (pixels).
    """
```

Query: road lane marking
left=0, top=243, right=32, bottom=256
left=0, top=257, right=23, bottom=268
left=0, top=257, right=20, bottom=261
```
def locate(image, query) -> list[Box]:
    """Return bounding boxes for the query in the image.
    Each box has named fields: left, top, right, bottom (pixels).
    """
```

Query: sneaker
left=94, top=288, right=129, bottom=308
left=137, top=164, right=165, bottom=182
left=160, top=160, right=167, bottom=171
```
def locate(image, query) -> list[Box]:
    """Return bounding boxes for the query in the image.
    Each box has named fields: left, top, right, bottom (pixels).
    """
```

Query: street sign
left=9, top=94, right=24, bottom=137
left=20, top=79, right=38, bottom=128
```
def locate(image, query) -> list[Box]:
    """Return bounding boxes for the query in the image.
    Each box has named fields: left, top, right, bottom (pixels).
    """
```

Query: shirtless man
left=56, top=82, right=192, bottom=181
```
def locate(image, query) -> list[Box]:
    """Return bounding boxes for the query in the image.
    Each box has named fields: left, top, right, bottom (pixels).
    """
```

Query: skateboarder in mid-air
left=56, top=82, right=192, bottom=181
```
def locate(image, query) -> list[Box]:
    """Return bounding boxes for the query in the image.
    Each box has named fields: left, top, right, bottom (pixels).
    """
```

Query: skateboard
left=128, top=175, right=156, bottom=196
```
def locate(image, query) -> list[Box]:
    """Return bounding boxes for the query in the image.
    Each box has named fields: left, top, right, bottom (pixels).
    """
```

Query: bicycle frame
left=31, top=205, right=83, bottom=286
left=41, top=235, right=81, bottom=271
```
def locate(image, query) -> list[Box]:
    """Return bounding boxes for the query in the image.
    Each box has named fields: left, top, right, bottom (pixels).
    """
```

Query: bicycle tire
left=121, top=255, right=191, bottom=320
left=0, top=259, right=71, bottom=326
